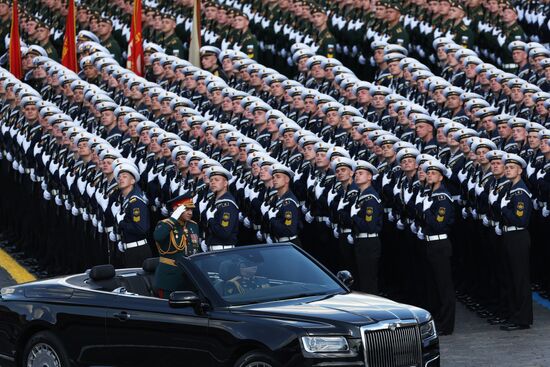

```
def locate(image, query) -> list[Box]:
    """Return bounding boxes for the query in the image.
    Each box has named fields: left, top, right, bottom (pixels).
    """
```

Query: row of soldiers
left=1, top=0, right=550, bottom=335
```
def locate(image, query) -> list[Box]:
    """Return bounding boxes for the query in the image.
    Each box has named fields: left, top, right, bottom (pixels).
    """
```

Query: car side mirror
left=168, top=291, right=201, bottom=309
left=337, top=270, right=354, bottom=288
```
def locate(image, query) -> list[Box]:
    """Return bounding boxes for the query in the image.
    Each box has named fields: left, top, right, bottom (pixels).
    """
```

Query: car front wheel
left=234, top=350, right=281, bottom=367
left=22, top=331, right=70, bottom=367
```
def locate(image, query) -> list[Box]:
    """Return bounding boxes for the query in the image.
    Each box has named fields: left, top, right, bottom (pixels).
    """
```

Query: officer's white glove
left=305, top=211, right=314, bottom=223
left=462, top=207, right=468, bottom=219
left=396, top=219, right=405, bottom=230
left=200, top=240, right=208, bottom=252
left=54, top=195, right=63, bottom=206
left=117, top=242, right=125, bottom=253
left=387, top=209, right=395, bottom=222
left=266, top=235, right=273, bottom=244
left=495, top=225, right=502, bottom=236
left=206, top=206, right=216, bottom=221
left=267, top=208, right=277, bottom=219
left=542, top=205, right=550, bottom=218
left=500, top=196, right=511, bottom=208
left=347, top=234, right=354, bottom=244
left=109, top=232, right=117, bottom=242
left=423, top=197, right=433, bottom=211
left=256, top=231, right=263, bottom=241
left=482, top=215, right=490, bottom=227
left=171, top=205, right=187, bottom=220
left=417, top=227, right=425, bottom=240
left=333, top=228, right=339, bottom=239
left=116, top=212, right=125, bottom=224
left=43, top=190, right=51, bottom=201
left=243, top=217, right=251, bottom=228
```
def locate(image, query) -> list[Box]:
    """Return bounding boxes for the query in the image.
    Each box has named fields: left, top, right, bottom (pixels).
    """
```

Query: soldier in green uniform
left=34, top=22, right=59, bottom=61
left=223, top=258, right=270, bottom=296
left=161, top=13, right=186, bottom=58
left=448, top=1, right=475, bottom=49
left=383, top=1, right=409, bottom=49
left=153, top=194, right=201, bottom=299
left=231, top=12, right=259, bottom=61
left=311, top=5, right=336, bottom=58
left=498, top=4, right=526, bottom=73
left=96, top=17, right=123, bottom=64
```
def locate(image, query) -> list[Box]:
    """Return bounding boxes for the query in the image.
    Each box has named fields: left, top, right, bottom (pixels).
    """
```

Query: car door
left=103, top=291, right=213, bottom=366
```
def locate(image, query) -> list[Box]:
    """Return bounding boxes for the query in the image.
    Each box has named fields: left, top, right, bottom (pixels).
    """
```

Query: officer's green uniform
left=385, top=22, right=410, bottom=49
left=224, top=274, right=270, bottom=295
left=235, top=30, right=259, bottom=60
left=163, top=32, right=186, bottom=58
left=452, top=20, right=475, bottom=49
left=101, top=35, right=123, bottom=64
left=42, top=41, right=59, bottom=61
left=153, top=218, right=200, bottom=298
left=316, top=28, right=336, bottom=58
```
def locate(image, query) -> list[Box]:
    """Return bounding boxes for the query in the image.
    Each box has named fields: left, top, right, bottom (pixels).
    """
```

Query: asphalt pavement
left=1, top=257, right=550, bottom=366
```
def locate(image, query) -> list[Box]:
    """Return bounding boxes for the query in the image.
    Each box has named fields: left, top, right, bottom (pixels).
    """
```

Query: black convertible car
left=0, top=244, right=439, bottom=367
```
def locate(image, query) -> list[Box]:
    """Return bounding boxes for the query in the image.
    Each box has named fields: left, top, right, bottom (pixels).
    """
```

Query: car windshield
left=190, top=245, right=345, bottom=305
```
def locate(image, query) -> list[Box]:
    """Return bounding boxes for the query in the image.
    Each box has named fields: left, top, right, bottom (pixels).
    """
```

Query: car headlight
left=420, top=320, right=437, bottom=340
left=301, top=336, right=350, bottom=353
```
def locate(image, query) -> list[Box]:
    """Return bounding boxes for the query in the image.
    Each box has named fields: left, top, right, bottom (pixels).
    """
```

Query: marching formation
left=1, top=0, right=550, bottom=336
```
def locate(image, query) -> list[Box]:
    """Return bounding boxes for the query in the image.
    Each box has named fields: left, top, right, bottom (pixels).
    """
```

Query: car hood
left=233, top=292, right=427, bottom=328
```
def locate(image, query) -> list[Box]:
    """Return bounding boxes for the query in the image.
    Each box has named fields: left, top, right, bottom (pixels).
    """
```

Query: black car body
left=0, top=244, right=439, bottom=367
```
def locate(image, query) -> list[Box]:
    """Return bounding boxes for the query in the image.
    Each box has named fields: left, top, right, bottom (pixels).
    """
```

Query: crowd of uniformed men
left=1, top=0, right=550, bottom=335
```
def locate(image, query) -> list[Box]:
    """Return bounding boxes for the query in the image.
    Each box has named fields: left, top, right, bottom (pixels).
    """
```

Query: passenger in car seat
left=223, top=258, right=270, bottom=295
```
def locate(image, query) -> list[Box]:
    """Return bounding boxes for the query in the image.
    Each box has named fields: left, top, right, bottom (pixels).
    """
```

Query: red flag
left=61, top=0, right=78, bottom=72
left=9, top=0, right=22, bottom=79
left=127, top=0, right=144, bottom=76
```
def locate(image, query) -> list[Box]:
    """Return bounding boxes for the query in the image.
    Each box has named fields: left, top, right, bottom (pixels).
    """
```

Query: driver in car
left=224, top=259, right=270, bottom=295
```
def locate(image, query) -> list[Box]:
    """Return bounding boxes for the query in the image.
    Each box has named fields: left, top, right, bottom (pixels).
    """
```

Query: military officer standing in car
left=153, top=193, right=201, bottom=299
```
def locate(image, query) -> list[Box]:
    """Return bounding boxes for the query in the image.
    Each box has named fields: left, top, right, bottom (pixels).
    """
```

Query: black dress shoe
left=488, top=317, right=507, bottom=325
left=500, top=323, right=530, bottom=331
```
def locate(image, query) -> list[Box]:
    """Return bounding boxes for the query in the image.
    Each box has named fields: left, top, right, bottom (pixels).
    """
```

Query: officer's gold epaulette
left=460, top=24, right=468, bottom=31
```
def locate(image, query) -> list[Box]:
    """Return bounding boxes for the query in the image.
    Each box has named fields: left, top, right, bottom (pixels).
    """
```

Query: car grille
left=361, top=321, right=422, bottom=367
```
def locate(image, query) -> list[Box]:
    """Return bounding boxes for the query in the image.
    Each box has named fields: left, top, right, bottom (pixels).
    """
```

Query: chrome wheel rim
left=245, top=362, right=272, bottom=367
left=27, top=342, right=62, bottom=367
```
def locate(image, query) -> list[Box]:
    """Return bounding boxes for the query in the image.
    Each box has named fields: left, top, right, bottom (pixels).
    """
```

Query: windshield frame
left=186, top=243, right=349, bottom=308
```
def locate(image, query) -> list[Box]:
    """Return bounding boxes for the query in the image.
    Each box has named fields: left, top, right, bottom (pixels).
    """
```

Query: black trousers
left=354, top=237, right=381, bottom=294
left=425, top=238, right=456, bottom=334
left=502, top=230, right=533, bottom=326
left=123, top=243, right=153, bottom=268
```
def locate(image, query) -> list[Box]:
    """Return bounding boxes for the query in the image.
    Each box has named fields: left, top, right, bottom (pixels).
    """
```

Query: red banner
left=127, top=0, right=144, bottom=76
left=9, top=0, right=22, bottom=79
left=61, top=0, right=78, bottom=72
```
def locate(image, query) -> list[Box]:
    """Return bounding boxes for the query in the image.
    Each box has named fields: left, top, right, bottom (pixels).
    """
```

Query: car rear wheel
left=22, top=331, right=70, bottom=367
left=234, top=350, right=281, bottom=367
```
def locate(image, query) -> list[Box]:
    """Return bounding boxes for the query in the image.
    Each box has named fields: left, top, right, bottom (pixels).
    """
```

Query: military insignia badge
left=365, top=207, right=373, bottom=222
left=221, top=212, right=230, bottom=227
left=284, top=211, right=292, bottom=226
left=516, top=202, right=524, bottom=217
left=327, top=44, right=334, bottom=58
left=133, top=208, right=140, bottom=222
left=436, top=207, right=446, bottom=223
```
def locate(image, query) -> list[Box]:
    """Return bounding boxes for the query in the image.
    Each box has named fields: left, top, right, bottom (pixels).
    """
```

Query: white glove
left=98, top=221, right=104, bottom=233
left=53, top=195, right=62, bottom=206
left=495, top=225, right=502, bottom=236
left=471, top=209, right=478, bottom=220
left=350, top=204, right=360, bottom=217
left=500, top=197, right=511, bottom=208
left=347, top=235, right=354, bottom=244
left=161, top=206, right=169, bottom=216
left=333, top=228, right=339, bottom=239
left=82, top=210, right=89, bottom=222
left=305, top=211, right=314, bottom=223
left=256, top=231, right=263, bottom=241
left=396, top=219, right=405, bottom=230
left=91, top=215, right=97, bottom=227
left=489, top=190, right=498, bottom=205
left=482, top=215, right=490, bottom=227
left=542, top=205, right=550, bottom=218
left=40, top=181, right=48, bottom=191
left=410, top=222, right=418, bottom=234
left=461, top=208, right=468, bottom=219
left=109, top=232, right=117, bottom=242
left=206, top=206, right=215, bottom=221
left=238, top=212, right=244, bottom=222
left=43, top=190, right=51, bottom=201
left=267, top=208, right=277, bottom=219
left=474, top=184, right=483, bottom=196
left=266, top=235, right=273, bottom=244
left=243, top=217, right=251, bottom=228
left=12, top=160, right=19, bottom=171
left=301, top=205, right=308, bottom=214
left=324, top=217, right=331, bottom=227
left=537, top=169, right=546, bottom=180
left=171, top=205, right=186, bottom=220
left=260, top=202, right=270, bottom=215
left=417, top=227, right=425, bottom=240
left=18, top=164, right=24, bottom=174
left=198, top=198, right=208, bottom=213
left=387, top=209, right=395, bottom=222
left=117, top=242, right=125, bottom=252
left=64, top=200, right=71, bottom=211
left=200, top=240, right=208, bottom=252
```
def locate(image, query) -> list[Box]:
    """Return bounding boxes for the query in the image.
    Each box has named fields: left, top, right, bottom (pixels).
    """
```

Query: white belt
left=209, top=245, right=235, bottom=251
left=502, top=63, right=517, bottom=69
left=488, top=220, right=497, bottom=226
left=426, top=234, right=448, bottom=242
left=452, top=195, right=461, bottom=201
left=384, top=208, right=391, bottom=214
left=315, top=216, right=329, bottom=222
left=356, top=233, right=378, bottom=238
left=503, top=226, right=525, bottom=232
left=276, top=236, right=297, bottom=242
left=123, top=239, right=148, bottom=249
left=340, top=228, right=352, bottom=234
left=253, top=224, right=261, bottom=230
